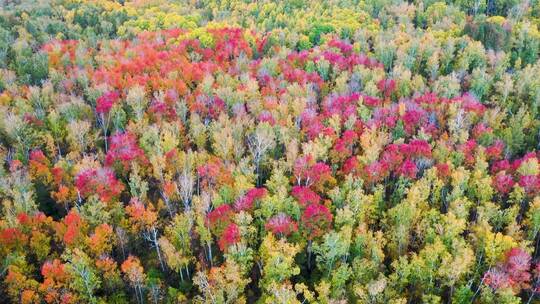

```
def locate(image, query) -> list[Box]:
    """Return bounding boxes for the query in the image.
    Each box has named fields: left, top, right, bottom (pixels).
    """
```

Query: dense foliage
left=1, top=0, right=540, bottom=303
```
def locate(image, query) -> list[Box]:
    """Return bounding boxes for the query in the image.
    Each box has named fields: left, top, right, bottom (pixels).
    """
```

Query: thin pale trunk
left=471, top=276, right=486, bottom=302
left=74, top=267, right=95, bottom=304
left=137, top=284, right=144, bottom=304
left=208, top=243, right=213, bottom=267
left=146, top=226, right=165, bottom=271
left=183, top=198, right=191, bottom=212
left=527, top=291, right=535, bottom=304
left=57, top=142, right=62, bottom=158
left=153, top=228, right=165, bottom=271
left=257, top=261, right=263, bottom=275
left=134, top=286, right=140, bottom=304
left=162, top=195, right=174, bottom=218
left=100, top=113, right=110, bottom=153
left=103, top=130, right=108, bottom=152
left=152, top=288, right=159, bottom=304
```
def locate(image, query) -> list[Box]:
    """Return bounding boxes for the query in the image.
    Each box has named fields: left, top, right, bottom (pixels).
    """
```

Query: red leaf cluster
left=301, top=203, right=332, bottom=240
left=105, top=132, right=147, bottom=170
left=233, top=188, right=268, bottom=212
left=75, top=167, right=124, bottom=203
left=265, top=213, right=298, bottom=237
left=218, top=223, right=241, bottom=251
left=483, top=248, right=533, bottom=292
left=96, top=91, right=120, bottom=114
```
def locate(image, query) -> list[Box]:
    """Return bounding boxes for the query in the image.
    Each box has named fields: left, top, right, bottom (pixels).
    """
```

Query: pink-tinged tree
left=492, top=160, right=511, bottom=174
left=396, top=159, right=418, bottom=179
left=519, top=175, right=540, bottom=197
left=493, top=173, right=515, bottom=195
left=95, top=91, right=120, bottom=152
left=291, top=186, right=321, bottom=207
left=483, top=248, right=532, bottom=293
left=207, top=204, right=234, bottom=237
left=460, top=139, right=478, bottom=166
left=377, top=78, right=396, bottom=99
left=361, top=94, right=382, bottom=107
left=460, top=93, right=486, bottom=115
left=371, top=107, right=398, bottom=129
left=75, top=167, right=124, bottom=203
left=301, top=110, right=335, bottom=140
left=293, top=155, right=333, bottom=190
left=512, top=153, right=538, bottom=171
left=414, top=92, right=439, bottom=105
left=341, top=156, right=361, bottom=176
left=505, top=248, right=532, bottom=288
left=293, top=155, right=315, bottom=186
left=363, top=161, right=389, bottom=184
left=197, top=157, right=233, bottom=190
left=265, top=213, right=298, bottom=238
left=257, top=111, right=275, bottom=126
left=233, top=188, right=268, bottom=212
left=484, top=267, right=512, bottom=290
left=399, top=140, right=432, bottom=159
left=472, top=123, right=492, bottom=139
left=380, top=144, right=404, bottom=169
left=301, top=203, right=333, bottom=270
left=486, top=140, right=505, bottom=160
left=301, top=204, right=333, bottom=240
left=322, top=93, right=359, bottom=123
left=105, top=132, right=147, bottom=171
left=218, top=223, right=241, bottom=252
left=331, top=130, right=358, bottom=162
left=149, top=98, right=178, bottom=122
left=402, top=108, right=428, bottom=135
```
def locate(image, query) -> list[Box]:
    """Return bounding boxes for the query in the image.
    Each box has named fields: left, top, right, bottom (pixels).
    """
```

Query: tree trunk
left=151, top=226, right=165, bottom=271
left=208, top=243, right=213, bottom=267
left=162, top=195, right=174, bottom=218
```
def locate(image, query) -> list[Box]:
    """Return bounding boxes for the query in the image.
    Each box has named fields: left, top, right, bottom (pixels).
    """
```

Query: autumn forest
left=1, top=0, right=540, bottom=303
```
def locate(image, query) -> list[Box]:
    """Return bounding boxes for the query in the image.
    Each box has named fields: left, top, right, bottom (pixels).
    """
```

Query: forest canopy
left=1, top=0, right=540, bottom=303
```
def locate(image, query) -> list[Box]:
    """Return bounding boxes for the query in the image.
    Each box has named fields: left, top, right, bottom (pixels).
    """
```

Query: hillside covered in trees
left=1, top=0, right=540, bottom=303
